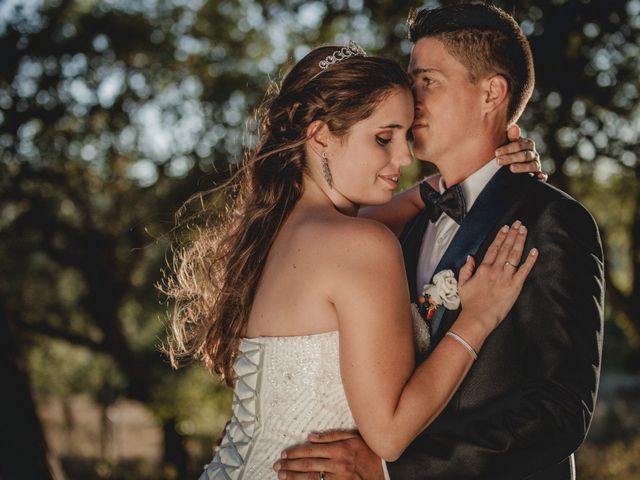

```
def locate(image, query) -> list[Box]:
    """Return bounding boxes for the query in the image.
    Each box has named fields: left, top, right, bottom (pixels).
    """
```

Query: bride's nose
left=395, top=141, right=413, bottom=167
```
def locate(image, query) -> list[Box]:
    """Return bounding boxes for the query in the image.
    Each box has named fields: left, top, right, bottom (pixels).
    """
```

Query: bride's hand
left=496, top=125, right=547, bottom=181
left=457, top=220, right=538, bottom=333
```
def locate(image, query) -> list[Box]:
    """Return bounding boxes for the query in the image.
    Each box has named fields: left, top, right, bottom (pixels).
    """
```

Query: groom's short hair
left=408, top=3, right=534, bottom=125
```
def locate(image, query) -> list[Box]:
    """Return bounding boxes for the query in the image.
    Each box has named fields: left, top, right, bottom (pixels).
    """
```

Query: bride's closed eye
left=376, top=135, right=392, bottom=146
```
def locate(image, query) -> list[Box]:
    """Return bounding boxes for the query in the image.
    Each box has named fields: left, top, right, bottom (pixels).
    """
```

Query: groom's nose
left=412, top=83, right=425, bottom=105
left=414, top=100, right=424, bottom=118
left=413, top=93, right=424, bottom=115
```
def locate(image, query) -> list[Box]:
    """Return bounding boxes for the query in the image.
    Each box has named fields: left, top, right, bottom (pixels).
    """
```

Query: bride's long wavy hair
left=161, top=45, right=412, bottom=386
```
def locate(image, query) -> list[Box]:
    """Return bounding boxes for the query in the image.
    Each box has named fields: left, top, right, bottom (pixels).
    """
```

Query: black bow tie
left=419, top=181, right=467, bottom=224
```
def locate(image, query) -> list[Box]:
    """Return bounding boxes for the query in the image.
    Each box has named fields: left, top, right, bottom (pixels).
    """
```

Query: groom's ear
left=482, top=74, right=509, bottom=116
left=306, top=120, right=331, bottom=157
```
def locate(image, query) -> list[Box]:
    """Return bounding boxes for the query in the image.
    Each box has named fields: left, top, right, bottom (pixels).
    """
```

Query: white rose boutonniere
left=418, top=269, right=460, bottom=320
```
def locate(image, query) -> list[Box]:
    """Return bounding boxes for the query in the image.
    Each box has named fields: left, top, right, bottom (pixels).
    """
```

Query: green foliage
left=28, top=337, right=126, bottom=402
left=1, top=0, right=640, bottom=476
left=150, top=364, right=231, bottom=434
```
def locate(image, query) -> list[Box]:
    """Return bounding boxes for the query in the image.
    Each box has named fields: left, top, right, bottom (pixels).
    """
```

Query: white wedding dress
left=199, top=306, right=430, bottom=479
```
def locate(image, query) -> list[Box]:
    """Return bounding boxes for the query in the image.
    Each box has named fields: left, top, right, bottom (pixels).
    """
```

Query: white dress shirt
left=382, top=159, right=500, bottom=480
left=416, top=160, right=501, bottom=292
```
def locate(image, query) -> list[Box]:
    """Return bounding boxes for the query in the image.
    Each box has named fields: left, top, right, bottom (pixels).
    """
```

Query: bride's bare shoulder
left=288, top=213, right=407, bottom=304
left=299, top=214, right=403, bottom=265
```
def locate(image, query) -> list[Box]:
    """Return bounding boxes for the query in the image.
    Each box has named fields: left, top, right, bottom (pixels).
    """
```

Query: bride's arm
left=332, top=220, right=537, bottom=461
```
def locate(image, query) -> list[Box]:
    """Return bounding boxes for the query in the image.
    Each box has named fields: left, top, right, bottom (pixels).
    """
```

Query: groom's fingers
left=281, top=442, right=339, bottom=460
left=275, top=454, right=351, bottom=478
left=274, top=457, right=335, bottom=477
left=273, top=458, right=333, bottom=478
left=309, top=430, right=358, bottom=443
left=275, top=468, right=334, bottom=479
left=277, top=439, right=360, bottom=477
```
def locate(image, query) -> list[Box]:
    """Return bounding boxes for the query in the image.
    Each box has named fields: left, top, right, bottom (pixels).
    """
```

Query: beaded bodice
left=199, top=309, right=430, bottom=480
left=199, top=331, right=355, bottom=480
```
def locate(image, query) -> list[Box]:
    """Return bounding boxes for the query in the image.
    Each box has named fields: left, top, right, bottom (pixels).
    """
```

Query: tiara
left=318, top=40, right=367, bottom=70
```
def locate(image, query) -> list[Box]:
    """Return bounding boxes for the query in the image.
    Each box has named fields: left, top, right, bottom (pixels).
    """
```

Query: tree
left=0, top=298, right=53, bottom=480
left=1, top=0, right=639, bottom=477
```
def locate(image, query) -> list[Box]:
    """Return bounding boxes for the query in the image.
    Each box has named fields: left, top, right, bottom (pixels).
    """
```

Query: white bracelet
left=445, top=331, right=479, bottom=360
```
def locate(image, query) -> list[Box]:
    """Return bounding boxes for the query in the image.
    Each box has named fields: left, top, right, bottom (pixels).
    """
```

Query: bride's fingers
left=483, top=225, right=510, bottom=266
left=535, top=171, right=548, bottom=182
left=504, top=224, right=529, bottom=272
left=507, top=124, right=521, bottom=141
left=514, top=248, right=539, bottom=284
left=507, top=151, right=541, bottom=173
left=495, top=136, right=534, bottom=157
left=458, top=255, right=475, bottom=288
left=494, top=221, right=522, bottom=269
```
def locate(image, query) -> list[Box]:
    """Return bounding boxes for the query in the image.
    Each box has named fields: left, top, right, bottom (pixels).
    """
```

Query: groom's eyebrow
left=411, top=67, right=441, bottom=75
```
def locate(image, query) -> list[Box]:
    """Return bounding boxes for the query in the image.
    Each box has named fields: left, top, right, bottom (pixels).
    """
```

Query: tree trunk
left=0, top=298, right=54, bottom=480
left=162, top=417, right=188, bottom=478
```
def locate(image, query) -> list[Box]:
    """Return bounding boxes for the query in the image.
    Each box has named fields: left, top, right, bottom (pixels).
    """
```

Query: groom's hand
left=274, top=430, right=385, bottom=480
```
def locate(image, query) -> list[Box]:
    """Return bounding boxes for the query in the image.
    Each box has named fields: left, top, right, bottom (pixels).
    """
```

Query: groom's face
left=409, top=37, right=485, bottom=165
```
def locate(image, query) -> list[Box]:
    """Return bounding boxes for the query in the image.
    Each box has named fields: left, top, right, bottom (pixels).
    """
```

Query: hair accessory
left=318, top=40, right=367, bottom=70
left=445, top=331, right=478, bottom=360
left=321, top=152, right=333, bottom=188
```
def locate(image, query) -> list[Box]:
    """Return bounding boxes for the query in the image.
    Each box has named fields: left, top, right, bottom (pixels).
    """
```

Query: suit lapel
left=432, top=167, right=525, bottom=343
left=430, top=167, right=514, bottom=281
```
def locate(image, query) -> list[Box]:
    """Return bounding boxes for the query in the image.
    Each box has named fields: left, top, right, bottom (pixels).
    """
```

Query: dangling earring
left=321, top=152, right=333, bottom=188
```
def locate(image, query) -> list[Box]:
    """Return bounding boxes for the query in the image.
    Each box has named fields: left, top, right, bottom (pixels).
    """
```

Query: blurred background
left=1, top=0, right=639, bottom=478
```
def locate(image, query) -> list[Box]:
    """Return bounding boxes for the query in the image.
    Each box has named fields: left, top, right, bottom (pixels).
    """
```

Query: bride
left=162, top=43, right=540, bottom=479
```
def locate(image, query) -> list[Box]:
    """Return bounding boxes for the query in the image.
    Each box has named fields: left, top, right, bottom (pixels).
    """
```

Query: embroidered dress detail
left=200, top=315, right=429, bottom=479
left=199, top=332, right=355, bottom=479
left=201, top=338, right=262, bottom=479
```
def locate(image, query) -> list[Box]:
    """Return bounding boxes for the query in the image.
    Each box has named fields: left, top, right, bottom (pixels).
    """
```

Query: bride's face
left=328, top=87, right=414, bottom=206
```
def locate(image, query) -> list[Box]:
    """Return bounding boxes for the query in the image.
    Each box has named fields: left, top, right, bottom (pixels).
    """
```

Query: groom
left=276, top=3, right=604, bottom=479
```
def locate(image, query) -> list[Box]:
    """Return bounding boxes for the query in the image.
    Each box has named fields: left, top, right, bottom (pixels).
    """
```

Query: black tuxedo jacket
left=389, top=167, right=604, bottom=479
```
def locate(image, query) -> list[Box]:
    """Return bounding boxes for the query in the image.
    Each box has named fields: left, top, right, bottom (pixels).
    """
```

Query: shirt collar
left=438, top=159, right=501, bottom=212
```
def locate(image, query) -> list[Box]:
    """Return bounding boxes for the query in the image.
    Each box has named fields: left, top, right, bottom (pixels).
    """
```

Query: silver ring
left=505, top=261, right=517, bottom=269
left=320, top=473, right=326, bottom=480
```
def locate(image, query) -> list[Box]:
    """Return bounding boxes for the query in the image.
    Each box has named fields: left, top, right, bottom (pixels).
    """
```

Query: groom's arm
left=388, top=196, right=604, bottom=479
left=359, top=181, right=428, bottom=236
